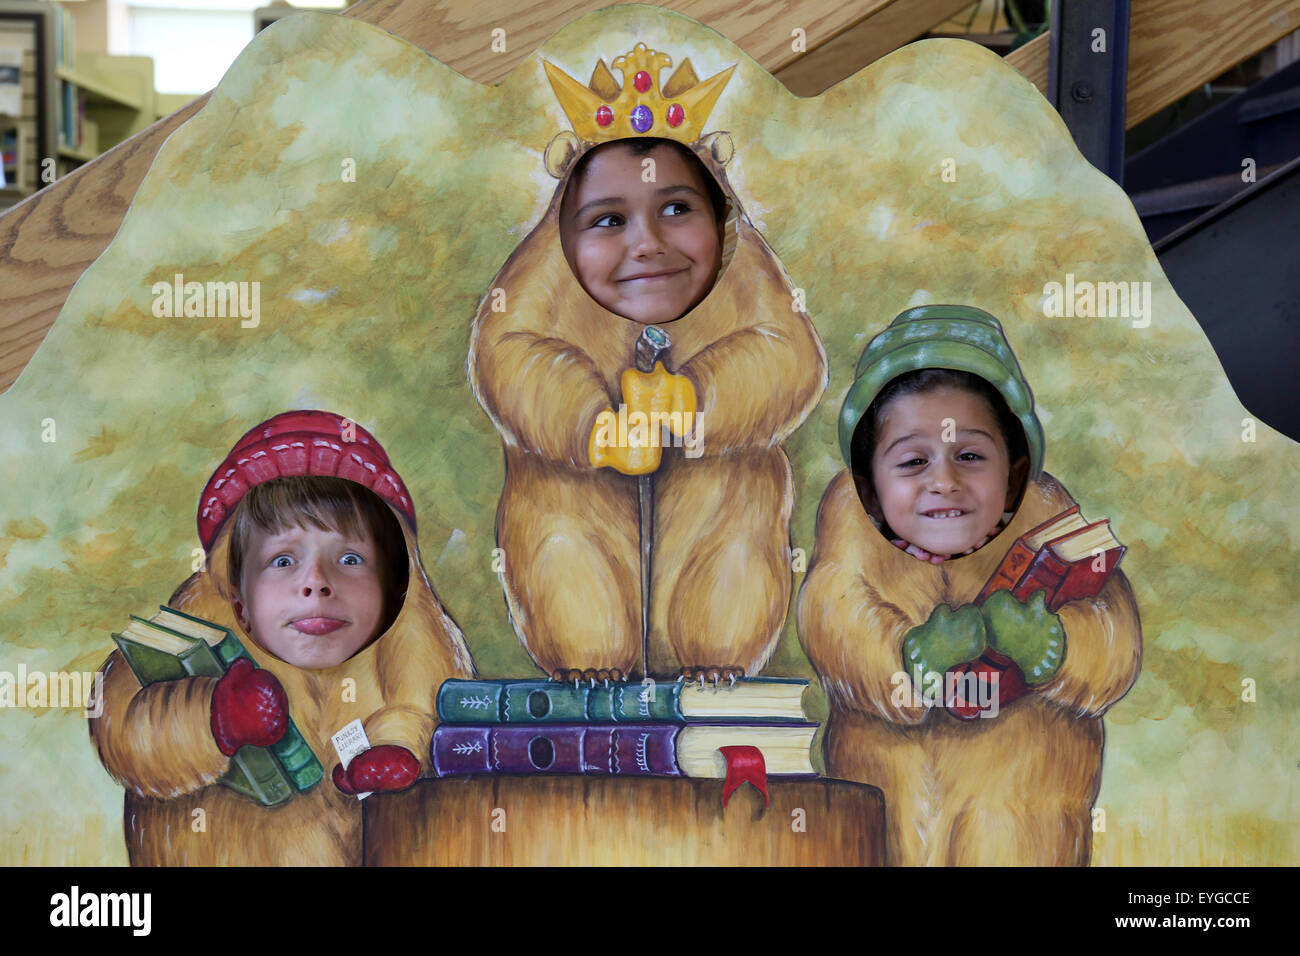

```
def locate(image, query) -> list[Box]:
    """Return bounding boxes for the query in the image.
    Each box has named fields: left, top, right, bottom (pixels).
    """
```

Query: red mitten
left=945, top=648, right=1030, bottom=720
left=332, top=745, right=421, bottom=795
left=210, top=658, right=289, bottom=756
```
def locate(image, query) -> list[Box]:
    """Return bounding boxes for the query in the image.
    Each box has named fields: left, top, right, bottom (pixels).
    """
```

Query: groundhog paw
left=678, top=665, right=746, bottom=687
left=550, top=667, right=625, bottom=688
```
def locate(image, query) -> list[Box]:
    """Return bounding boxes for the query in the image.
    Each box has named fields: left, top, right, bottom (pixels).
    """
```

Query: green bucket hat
left=838, top=305, right=1044, bottom=478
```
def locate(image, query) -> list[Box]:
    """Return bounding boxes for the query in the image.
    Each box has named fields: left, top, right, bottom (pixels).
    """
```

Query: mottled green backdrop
left=0, top=5, right=1295, bottom=865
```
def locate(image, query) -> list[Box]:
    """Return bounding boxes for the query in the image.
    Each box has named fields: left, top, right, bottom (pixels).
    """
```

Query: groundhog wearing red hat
left=90, top=410, right=474, bottom=866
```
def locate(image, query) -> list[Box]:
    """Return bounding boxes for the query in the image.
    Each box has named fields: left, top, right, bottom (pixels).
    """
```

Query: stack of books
left=109, top=606, right=324, bottom=806
left=432, top=678, right=817, bottom=779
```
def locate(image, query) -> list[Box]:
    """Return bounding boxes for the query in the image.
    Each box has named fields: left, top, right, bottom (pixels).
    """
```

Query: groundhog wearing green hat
left=798, top=305, right=1142, bottom=866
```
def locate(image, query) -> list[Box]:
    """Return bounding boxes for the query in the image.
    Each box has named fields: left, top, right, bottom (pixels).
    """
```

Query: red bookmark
left=719, top=745, right=769, bottom=808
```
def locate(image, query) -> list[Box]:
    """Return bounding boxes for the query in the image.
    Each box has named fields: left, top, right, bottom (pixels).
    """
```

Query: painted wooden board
left=0, top=4, right=1295, bottom=867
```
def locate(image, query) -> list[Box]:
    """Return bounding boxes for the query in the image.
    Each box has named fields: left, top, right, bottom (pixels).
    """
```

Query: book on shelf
left=53, top=5, right=75, bottom=71
left=436, top=676, right=810, bottom=724
left=977, top=506, right=1125, bottom=612
left=432, top=722, right=818, bottom=778
left=0, top=46, right=20, bottom=117
left=110, top=605, right=323, bottom=806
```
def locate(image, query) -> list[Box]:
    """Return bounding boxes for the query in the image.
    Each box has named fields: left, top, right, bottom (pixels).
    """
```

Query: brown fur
left=90, top=511, right=474, bottom=866
left=467, top=168, right=827, bottom=676
left=798, top=470, right=1142, bottom=865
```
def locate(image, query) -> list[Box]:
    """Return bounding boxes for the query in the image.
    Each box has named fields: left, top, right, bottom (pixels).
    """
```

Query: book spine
left=226, top=746, right=295, bottom=806
left=585, top=726, right=683, bottom=775
left=978, top=540, right=1037, bottom=602
left=436, top=680, right=505, bottom=722
left=435, top=679, right=688, bottom=723
left=431, top=726, right=492, bottom=775
left=438, top=680, right=598, bottom=723
left=176, top=639, right=226, bottom=679
left=431, top=725, right=683, bottom=776
left=111, top=634, right=187, bottom=685
left=1047, top=545, right=1125, bottom=612
left=611, top=681, right=684, bottom=721
left=502, top=681, right=588, bottom=722
left=1010, top=548, right=1072, bottom=604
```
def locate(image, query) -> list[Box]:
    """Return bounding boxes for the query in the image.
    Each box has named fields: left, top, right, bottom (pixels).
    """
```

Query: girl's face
left=559, top=143, right=723, bottom=325
left=868, top=386, right=1026, bottom=559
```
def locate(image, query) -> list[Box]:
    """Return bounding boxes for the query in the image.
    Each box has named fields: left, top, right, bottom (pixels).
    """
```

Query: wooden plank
left=364, top=775, right=885, bottom=865
left=0, top=0, right=894, bottom=392
left=777, top=0, right=976, bottom=96
left=1005, top=0, right=1300, bottom=128
left=340, top=0, right=895, bottom=87
left=1004, top=31, right=1048, bottom=93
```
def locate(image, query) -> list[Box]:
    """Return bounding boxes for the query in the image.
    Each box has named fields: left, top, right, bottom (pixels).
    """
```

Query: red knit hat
left=197, top=410, right=415, bottom=551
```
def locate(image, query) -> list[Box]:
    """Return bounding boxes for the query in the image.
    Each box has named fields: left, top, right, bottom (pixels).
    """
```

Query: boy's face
left=869, top=386, right=1027, bottom=559
left=233, top=522, right=386, bottom=670
left=559, top=143, right=723, bottom=325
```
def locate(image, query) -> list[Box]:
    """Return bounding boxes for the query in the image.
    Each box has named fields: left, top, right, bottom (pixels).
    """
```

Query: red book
left=977, top=506, right=1086, bottom=602
left=1010, top=519, right=1125, bottom=612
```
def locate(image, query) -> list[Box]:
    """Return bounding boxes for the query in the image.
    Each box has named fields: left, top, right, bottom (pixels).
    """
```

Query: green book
left=110, top=606, right=324, bottom=806
left=437, top=677, right=810, bottom=724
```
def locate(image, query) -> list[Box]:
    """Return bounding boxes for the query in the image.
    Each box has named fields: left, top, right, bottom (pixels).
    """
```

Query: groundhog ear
left=544, top=131, right=581, bottom=179
left=698, top=131, right=734, bottom=166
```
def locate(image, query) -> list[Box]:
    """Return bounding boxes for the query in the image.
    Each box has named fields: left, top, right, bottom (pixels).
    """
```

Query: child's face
left=234, top=522, right=385, bottom=670
left=869, top=386, right=1024, bottom=559
left=559, top=143, right=723, bottom=325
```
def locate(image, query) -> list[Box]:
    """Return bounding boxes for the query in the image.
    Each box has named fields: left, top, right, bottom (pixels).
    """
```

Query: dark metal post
left=1048, top=0, right=1131, bottom=185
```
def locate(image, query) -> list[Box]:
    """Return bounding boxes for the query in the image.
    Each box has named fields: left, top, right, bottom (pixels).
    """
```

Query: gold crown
left=543, top=43, right=734, bottom=145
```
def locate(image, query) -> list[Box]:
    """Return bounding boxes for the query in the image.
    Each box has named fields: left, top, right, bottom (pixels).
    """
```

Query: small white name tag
left=331, top=718, right=372, bottom=800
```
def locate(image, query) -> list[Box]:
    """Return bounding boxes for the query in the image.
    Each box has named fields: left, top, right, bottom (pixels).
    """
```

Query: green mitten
left=902, top=604, right=988, bottom=683
left=981, top=589, right=1066, bottom=684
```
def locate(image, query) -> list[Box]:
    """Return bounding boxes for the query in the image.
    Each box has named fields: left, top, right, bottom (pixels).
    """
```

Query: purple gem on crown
left=630, top=104, right=653, bottom=133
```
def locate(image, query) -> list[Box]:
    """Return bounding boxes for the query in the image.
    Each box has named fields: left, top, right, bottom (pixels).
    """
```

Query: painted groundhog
left=90, top=412, right=474, bottom=865
left=799, top=307, right=1142, bottom=865
left=468, top=48, right=826, bottom=682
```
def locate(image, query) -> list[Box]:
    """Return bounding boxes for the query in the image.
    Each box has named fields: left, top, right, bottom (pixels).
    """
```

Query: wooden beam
left=0, top=0, right=897, bottom=392
left=776, top=0, right=977, bottom=96
left=1006, top=0, right=1300, bottom=128
left=343, top=0, right=900, bottom=87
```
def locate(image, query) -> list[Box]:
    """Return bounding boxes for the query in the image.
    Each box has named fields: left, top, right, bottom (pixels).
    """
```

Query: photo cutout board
left=0, top=4, right=1295, bottom=866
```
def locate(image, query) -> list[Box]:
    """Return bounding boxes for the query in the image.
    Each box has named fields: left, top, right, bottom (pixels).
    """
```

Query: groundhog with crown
left=468, top=44, right=826, bottom=684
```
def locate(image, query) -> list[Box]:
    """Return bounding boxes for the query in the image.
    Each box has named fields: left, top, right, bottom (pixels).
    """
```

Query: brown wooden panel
left=777, top=0, right=976, bottom=96
left=1005, top=0, right=1300, bottom=128
left=364, top=775, right=885, bottom=865
left=1004, top=31, right=1048, bottom=93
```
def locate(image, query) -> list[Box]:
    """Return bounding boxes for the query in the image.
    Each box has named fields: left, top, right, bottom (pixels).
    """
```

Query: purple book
left=432, top=724, right=688, bottom=776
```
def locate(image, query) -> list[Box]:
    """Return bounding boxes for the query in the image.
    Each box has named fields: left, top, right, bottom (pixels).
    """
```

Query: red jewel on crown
left=634, top=70, right=652, bottom=93
left=666, top=103, right=684, bottom=127
left=595, top=105, right=614, bottom=127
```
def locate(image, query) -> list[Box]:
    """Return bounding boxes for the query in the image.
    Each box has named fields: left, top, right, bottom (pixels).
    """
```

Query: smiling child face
left=559, top=142, right=723, bottom=325
left=234, top=522, right=385, bottom=670
left=870, top=386, right=1026, bottom=559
